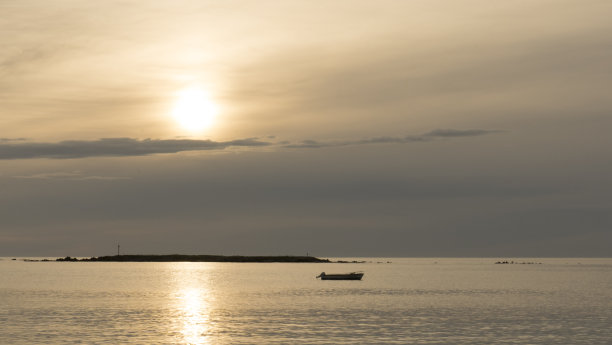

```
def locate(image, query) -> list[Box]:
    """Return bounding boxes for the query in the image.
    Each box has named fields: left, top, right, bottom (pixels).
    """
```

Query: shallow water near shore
left=1, top=258, right=611, bottom=344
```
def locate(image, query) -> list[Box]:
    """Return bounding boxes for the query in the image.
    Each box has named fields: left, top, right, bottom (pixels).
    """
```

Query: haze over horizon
left=1, top=0, right=611, bottom=257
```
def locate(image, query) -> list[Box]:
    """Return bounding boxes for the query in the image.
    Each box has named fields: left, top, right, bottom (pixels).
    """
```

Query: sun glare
left=171, top=263, right=215, bottom=345
left=172, top=87, right=218, bottom=132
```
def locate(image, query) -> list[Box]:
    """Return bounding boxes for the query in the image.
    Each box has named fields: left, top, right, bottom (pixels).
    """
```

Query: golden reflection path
left=169, top=263, right=215, bottom=345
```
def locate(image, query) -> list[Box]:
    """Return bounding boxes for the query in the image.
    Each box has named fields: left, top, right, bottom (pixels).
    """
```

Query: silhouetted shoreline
left=495, top=260, right=542, bottom=265
left=53, top=255, right=331, bottom=263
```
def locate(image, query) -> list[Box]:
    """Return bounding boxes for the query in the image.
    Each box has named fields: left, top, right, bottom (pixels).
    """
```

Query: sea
left=1, top=258, right=611, bottom=345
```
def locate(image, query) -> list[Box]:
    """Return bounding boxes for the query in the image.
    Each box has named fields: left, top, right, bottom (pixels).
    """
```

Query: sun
left=172, top=87, right=219, bottom=132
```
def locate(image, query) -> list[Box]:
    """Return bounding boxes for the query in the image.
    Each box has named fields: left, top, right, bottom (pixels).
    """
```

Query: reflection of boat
left=316, top=272, right=364, bottom=280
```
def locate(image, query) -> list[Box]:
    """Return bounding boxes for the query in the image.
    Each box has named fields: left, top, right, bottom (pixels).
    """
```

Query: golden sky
left=1, top=0, right=611, bottom=256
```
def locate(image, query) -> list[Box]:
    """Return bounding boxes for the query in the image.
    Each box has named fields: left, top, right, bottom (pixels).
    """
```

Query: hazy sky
left=1, top=0, right=611, bottom=257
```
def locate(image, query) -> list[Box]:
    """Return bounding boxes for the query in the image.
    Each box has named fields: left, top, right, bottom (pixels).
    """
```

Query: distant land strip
left=54, top=255, right=331, bottom=263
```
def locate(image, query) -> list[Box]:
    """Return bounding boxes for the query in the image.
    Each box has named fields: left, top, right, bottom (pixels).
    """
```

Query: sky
left=1, top=0, right=611, bottom=257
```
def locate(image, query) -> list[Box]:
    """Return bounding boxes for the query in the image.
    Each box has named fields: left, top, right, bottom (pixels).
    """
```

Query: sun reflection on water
left=170, top=264, right=215, bottom=345
left=177, top=288, right=211, bottom=345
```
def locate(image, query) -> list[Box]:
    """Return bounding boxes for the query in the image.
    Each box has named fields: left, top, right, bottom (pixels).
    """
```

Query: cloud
left=0, top=137, right=272, bottom=160
left=424, top=129, right=503, bottom=138
left=0, top=137, right=26, bottom=142
left=0, top=129, right=500, bottom=159
left=12, top=171, right=130, bottom=181
left=283, top=128, right=500, bottom=149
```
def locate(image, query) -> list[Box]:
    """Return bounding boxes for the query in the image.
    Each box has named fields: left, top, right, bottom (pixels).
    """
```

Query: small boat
left=316, top=272, right=364, bottom=280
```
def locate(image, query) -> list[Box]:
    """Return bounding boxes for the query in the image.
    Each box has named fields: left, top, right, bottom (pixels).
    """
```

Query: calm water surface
left=1, top=258, right=611, bottom=344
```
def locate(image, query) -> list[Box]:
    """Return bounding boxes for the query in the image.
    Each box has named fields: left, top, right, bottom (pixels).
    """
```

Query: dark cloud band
left=0, top=129, right=501, bottom=159
left=0, top=137, right=271, bottom=159
left=283, top=129, right=501, bottom=149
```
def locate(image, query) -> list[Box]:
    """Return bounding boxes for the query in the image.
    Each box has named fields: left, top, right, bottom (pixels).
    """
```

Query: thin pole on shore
left=117, top=243, right=120, bottom=256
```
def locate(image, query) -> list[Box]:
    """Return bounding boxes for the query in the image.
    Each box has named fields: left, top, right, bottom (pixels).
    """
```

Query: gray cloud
left=0, top=129, right=501, bottom=159
left=0, top=137, right=26, bottom=142
left=12, top=171, right=130, bottom=181
left=424, top=129, right=503, bottom=138
left=284, top=129, right=500, bottom=149
left=0, top=137, right=271, bottom=159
